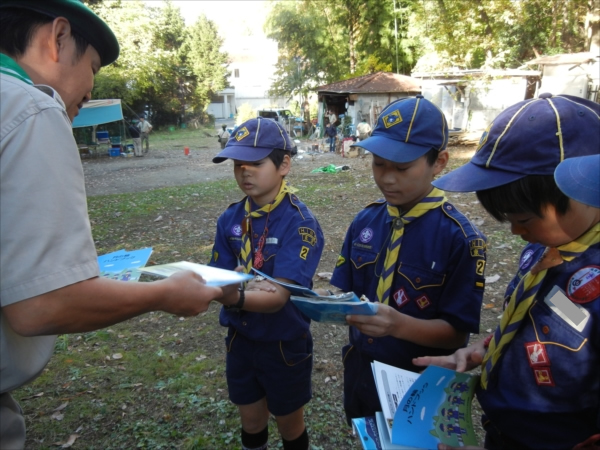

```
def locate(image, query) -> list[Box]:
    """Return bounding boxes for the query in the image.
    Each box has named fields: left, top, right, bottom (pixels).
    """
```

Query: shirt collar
left=0, top=54, right=33, bottom=85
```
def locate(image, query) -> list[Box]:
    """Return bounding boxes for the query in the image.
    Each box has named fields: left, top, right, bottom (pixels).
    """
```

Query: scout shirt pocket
left=349, top=245, right=379, bottom=294
left=527, top=300, right=597, bottom=409
left=396, top=263, right=445, bottom=316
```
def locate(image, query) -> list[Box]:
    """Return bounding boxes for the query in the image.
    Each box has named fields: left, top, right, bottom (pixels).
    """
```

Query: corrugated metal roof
left=315, top=71, right=421, bottom=94
left=525, top=52, right=599, bottom=66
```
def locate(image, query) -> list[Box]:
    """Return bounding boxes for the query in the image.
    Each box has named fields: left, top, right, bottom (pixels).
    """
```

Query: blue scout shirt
left=209, top=193, right=324, bottom=342
left=331, top=199, right=486, bottom=371
left=476, top=242, right=600, bottom=449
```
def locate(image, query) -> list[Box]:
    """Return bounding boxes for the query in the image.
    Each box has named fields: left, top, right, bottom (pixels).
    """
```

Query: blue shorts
left=225, top=328, right=313, bottom=416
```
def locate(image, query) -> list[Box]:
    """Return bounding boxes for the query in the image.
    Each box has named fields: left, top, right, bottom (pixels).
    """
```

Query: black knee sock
left=282, top=427, right=309, bottom=450
left=241, top=425, right=268, bottom=450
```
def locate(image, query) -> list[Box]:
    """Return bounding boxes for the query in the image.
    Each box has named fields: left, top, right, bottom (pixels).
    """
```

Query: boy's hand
left=214, top=283, right=241, bottom=306
left=245, top=279, right=277, bottom=293
left=346, top=303, right=397, bottom=337
left=412, top=339, right=487, bottom=373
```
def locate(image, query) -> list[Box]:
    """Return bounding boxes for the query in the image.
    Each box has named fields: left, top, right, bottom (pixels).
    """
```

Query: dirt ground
left=79, top=141, right=521, bottom=447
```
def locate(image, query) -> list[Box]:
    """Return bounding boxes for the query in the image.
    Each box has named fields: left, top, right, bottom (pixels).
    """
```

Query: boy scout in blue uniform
left=209, top=117, right=324, bottom=450
left=329, top=96, right=487, bottom=424
left=414, top=94, right=600, bottom=450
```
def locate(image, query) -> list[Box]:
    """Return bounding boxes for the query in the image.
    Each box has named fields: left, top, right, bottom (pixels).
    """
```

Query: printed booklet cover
left=371, top=361, right=480, bottom=448
left=353, top=414, right=419, bottom=450
left=97, top=247, right=153, bottom=282
left=140, top=261, right=253, bottom=287
left=252, top=268, right=378, bottom=323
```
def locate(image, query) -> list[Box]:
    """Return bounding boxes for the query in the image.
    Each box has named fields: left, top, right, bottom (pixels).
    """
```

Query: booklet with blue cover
left=97, top=247, right=153, bottom=282
left=251, top=268, right=378, bottom=323
left=140, top=261, right=253, bottom=287
left=366, top=361, right=480, bottom=449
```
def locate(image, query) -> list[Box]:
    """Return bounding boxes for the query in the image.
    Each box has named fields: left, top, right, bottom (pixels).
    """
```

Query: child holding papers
left=208, top=117, right=324, bottom=450
left=329, top=97, right=487, bottom=425
left=414, top=94, right=600, bottom=450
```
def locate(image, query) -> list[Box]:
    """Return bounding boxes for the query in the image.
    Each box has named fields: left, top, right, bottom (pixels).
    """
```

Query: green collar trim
left=0, top=54, right=33, bottom=85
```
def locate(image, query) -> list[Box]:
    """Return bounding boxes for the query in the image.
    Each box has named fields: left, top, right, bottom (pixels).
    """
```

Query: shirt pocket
left=350, top=246, right=379, bottom=294
left=527, top=301, right=597, bottom=408
left=397, top=263, right=445, bottom=291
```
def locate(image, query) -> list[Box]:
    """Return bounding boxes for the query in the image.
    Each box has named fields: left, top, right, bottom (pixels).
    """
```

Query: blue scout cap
left=1, top=0, right=120, bottom=67
left=213, top=117, right=294, bottom=163
left=352, top=95, right=449, bottom=163
left=433, top=93, right=600, bottom=192
left=554, top=154, right=600, bottom=208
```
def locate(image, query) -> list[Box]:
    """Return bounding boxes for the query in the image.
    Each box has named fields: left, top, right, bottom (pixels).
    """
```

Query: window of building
left=234, top=69, right=240, bottom=78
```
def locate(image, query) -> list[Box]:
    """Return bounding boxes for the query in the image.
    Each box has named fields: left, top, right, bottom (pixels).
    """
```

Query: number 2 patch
left=300, top=246, right=309, bottom=260
left=476, top=259, right=486, bottom=276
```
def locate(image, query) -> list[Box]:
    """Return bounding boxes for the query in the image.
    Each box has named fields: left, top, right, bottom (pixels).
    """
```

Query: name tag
left=544, top=285, right=590, bottom=332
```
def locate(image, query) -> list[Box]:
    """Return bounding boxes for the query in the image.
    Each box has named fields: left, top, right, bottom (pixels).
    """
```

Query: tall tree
left=181, top=14, right=229, bottom=114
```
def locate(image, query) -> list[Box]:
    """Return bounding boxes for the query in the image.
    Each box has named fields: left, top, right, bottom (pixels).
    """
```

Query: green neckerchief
left=0, top=54, right=33, bottom=85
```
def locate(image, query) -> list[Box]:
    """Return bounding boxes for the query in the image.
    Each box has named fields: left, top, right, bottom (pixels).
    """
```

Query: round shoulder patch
left=567, top=266, right=600, bottom=304
left=519, top=249, right=535, bottom=271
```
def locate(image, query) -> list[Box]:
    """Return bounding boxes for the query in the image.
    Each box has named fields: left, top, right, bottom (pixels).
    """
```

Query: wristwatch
left=224, top=287, right=245, bottom=312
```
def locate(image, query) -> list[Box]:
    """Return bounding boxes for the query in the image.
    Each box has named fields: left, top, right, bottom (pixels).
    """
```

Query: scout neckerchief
left=481, top=222, right=600, bottom=389
left=239, top=180, right=292, bottom=273
left=0, top=54, right=33, bottom=85
left=376, top=187, right=447, bottom=305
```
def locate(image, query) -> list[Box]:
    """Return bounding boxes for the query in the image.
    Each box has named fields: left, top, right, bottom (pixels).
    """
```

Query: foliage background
left=85, top=0, right=596, bottom=126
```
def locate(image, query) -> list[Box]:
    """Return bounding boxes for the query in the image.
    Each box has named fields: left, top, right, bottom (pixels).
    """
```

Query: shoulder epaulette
left=441, top=201, right=484, bottom=239
left=287, top=192, right=308, bottom=220
left=364, top=198, right=386, bottom=209
left=225, top=197, right=245, bottom=210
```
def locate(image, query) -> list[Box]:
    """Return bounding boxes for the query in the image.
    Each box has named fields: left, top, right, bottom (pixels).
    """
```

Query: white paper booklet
left=371, top=361, right=420, bottom=441
left=140, top=261, right=253, bottom=287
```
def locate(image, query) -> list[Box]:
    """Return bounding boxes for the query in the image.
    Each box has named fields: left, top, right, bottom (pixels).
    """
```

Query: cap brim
left=353, top=135, right=431, bottom=163
left=554, top=155, right=600, bottom=208
left=432, top=162, right=525, bottom=192
left=213, top=146, right=273, bottom=164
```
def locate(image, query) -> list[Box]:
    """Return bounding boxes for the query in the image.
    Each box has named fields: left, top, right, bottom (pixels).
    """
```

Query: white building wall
left=420, top=77, right=528, bottom=132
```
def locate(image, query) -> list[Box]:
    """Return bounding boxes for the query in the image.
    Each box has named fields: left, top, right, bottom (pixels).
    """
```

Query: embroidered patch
left=235, top=126, right=250, bottom=141
left=415, top=295, right=431, bottom=309
left=299, top=246, right=309, bottom=260
left=359, top=228, right=374, bottom=243
left=266, top=237, right=278, bottom=245
left=476, top=122, right=492, bottom=152
left=231, top=224, right=242, bottom=236
left=298, top=227, right=317, bottom=246
left=525, top=342, right=549, bottom=367
left=533, top=368, right=555, bottom=386
left=393, top=288, right=410, bottom=308
left=382, top=110, right=402, bottom=128
left=567, top=266, right=600, bottom=304
left=519, top=249, right=535, bottom=270
left=336, top=255, right=346, bottom=267
left=475, top=260, right=486, bottom=277
left=469, top=239, right=486, bottom=258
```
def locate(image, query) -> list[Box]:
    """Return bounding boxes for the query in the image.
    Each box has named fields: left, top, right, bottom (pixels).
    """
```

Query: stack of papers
left=353, top=361, right=480, bottom=449
left=140, top=261, right=253, bottom=287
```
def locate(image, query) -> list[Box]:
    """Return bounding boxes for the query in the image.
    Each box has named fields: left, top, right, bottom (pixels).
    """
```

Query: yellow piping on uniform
left=486, top=100, right=539, bottom=168
left=546, top=99, right=564, bottom=161
left=406, top=97, right=420, bottom=143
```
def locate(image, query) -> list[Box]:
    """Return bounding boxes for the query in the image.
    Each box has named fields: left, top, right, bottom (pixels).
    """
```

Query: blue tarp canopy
left=72, top=99, right=123, bottom=128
